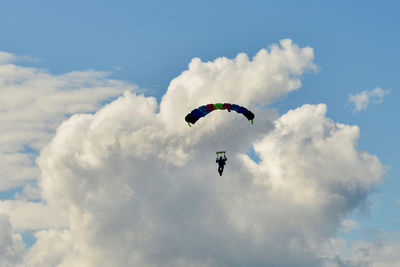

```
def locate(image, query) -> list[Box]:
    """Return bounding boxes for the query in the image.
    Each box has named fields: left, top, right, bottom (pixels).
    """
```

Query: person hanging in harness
left=216, top=152, right=227, bottom=176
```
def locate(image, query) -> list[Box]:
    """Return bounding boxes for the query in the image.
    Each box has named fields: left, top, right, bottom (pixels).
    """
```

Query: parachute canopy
left=185, top=103, right=255, bottom=126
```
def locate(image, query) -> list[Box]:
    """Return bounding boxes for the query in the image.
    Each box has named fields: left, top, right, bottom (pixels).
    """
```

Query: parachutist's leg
left=218, top=166, right=223, bottom=176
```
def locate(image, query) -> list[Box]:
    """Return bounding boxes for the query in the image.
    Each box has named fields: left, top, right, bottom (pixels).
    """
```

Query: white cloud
left=30, top=100, right=383, bottom=266
left=339, top=219, right=359, bottom=233
left=160, top=39, right=317, bottom=132
left=0, top=153, right=39, bottom=191
left=0, top=56, right=137, bottom=191
left=319, top=238, right=400, bottom=267
left=25, top=229, right=73, bottom=267
left=14, top=182, right=41, bottom=201
left=0, top=52, right=40, bottom=65
left=0, top=52, right=17, bottom=65
left=0, top=200, right=68, bottom=232
left=17, top=40, right=384, bottom=266
left=0, top=40, right=389, bottom=266
left=348, top=87, right=390, bottom=112
left=0, top=214, right=25, bottom=267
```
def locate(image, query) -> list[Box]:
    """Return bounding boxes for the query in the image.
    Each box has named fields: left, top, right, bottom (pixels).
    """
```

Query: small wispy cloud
left=348, top=87, right=390, bottom=112
left=0, top=51, right=41, bottom=65
left=340, top=219, right=359, bottom=233
left=0, top=52, right=17, bottom=64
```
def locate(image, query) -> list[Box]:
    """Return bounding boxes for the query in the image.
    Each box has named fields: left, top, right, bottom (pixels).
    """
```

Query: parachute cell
left=214, top=103, right=223, bottom=110
left=222, top=103, right=231, bottom=111
left=191, top=109, right=204, bottom=119
left=206, top=104, right=215, bottom=112
left=231, top=104, right=240, bottom=112
left=198, top=106, right=210, bottom=116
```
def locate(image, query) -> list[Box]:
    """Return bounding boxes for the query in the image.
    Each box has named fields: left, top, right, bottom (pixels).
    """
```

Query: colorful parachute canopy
left=185, top=103, right=255, bottom=126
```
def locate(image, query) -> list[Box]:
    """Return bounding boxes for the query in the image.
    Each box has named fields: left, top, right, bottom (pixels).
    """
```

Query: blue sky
left=2, top=0, right=398, bottom=128
left=1, top=0, right=399, bottom=265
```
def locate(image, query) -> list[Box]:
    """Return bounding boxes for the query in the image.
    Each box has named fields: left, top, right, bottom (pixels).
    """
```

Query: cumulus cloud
left=0, top=55, right=137, bottom=191
left=0, top=214, right=25, bottom=267
left=160, top=38, right=317, bottom=131
left=31, top=100, right=383, bottom=266
left=15, top=40, right=383, bottom=266
left=0, top=39, right=388, bottom=266
left=348, top=87, right=390, bottom=112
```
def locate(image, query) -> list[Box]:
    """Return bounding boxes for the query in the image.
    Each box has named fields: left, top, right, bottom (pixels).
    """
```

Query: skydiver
left=216, top=154, right=227, bottom=176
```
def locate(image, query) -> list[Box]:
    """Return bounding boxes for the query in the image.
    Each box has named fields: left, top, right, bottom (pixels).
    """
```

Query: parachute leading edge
left=185, top=103, right=255, bottom=126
